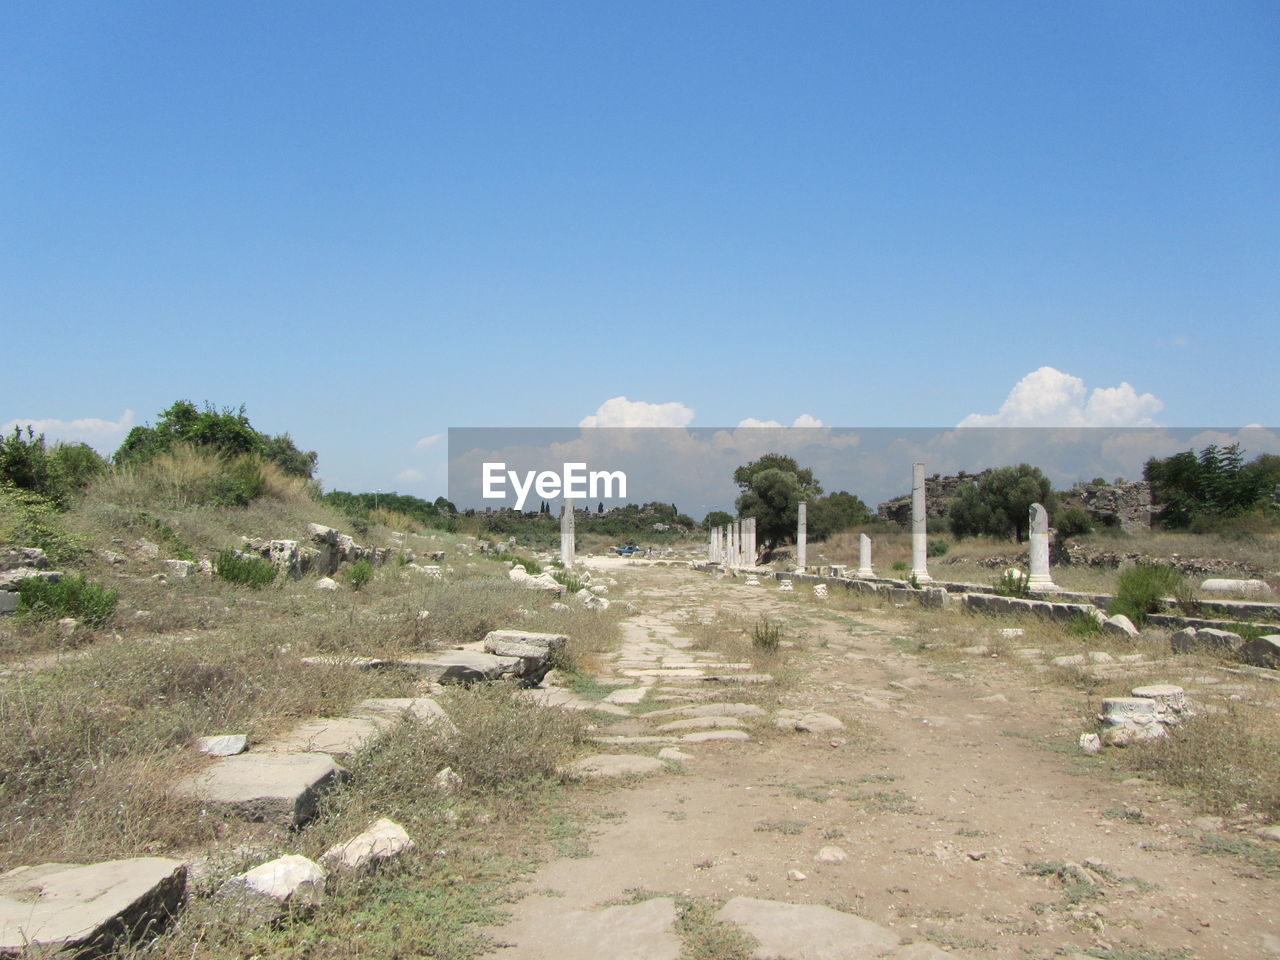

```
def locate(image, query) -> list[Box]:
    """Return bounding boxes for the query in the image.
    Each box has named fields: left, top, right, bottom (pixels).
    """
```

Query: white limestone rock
left=322, top=818, right=414, bottom=871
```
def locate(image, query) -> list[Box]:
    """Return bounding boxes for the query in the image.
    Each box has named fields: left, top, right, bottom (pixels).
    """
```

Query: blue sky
left=3, top=2, right=1277, bottom=498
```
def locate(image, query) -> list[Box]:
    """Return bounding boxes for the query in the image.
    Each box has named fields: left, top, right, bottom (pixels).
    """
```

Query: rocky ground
left=487, top=559, right=1280, bottom=960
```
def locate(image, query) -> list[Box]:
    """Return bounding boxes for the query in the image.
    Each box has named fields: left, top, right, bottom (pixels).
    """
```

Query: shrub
left=16, top=574, right=118, bottom=626
left=0, top=486, right=84, bottom=563
left=891, top=560, right=908, bottom=572
left=346, top=560, right=374, bottom=591
left=213, top=549, right=276, bottom=588
left=752, top=617, right=782, bottom=651
left=498, top=552, right=541, bottom=575
left=1109, top=561, right=1183, bottom=627
left=1054, top=506, right=1093, bottom=538
left=994, top=569, right=1030, bottom=598
left=89, top=446, right=312, bottom=509
left=926, top=539, right=949, bottom=558
left=550, top=570, right=584, bottom=594
left=1068, top=612, right=1101, bottom=639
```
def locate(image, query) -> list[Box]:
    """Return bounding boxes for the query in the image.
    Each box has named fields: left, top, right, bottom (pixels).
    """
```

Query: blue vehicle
left=614, top=545, right=643, bottom=556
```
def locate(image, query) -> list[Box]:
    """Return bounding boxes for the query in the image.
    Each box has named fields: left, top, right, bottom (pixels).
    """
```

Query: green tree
left=808, top=491, right=871, bottom=541
left=948, top=464, right=1055, bottom=542
left=703, top=510, right=734, bottom=530
left=733, top=453, right=823, bottom=549
left=1145, top=443, right=1275, bottom=528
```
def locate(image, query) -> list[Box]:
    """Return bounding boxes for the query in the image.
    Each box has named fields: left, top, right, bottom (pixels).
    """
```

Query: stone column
left=910, top=462, right=931, bottom=583
left=796, top=501, right=807, bottom=570
left=734, top=520, right=744, bottom=566
left=559, top=498, right=575, bottom=567
left=745, top=518, right=756, bottom=566
left=727, top=523, right=737, bottom=568
left=713, top=526, right=722, bottom=563
left=1027, top=502, right=1056, bottom=592
left=857, top=533, right=874, bottom=577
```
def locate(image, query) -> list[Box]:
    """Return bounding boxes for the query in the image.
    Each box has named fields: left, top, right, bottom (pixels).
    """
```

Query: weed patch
left=17, top=573, right=117, bottom=626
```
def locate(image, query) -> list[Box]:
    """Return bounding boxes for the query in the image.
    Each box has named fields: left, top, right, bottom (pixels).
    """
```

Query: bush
left=550, top=569, right=584, bottom=594
left=89, top=445, right=312, bottom=509
left=994, top=569, right=1030, bottom=598
left=213, top=549, right=276, bottom=588
left=891, top=560, right=908, bottom=572
left=1109, top=561, right=1183, bottom=627
left=17, top=574, right=118, bottom=626
left=498, top=552, right=541, bottom=575
left=346, top=560, right=374, bottom=591
left=0, top=486, right=84, bottom=563
left=752, top=617, right=782, bottom=651
left=926, top=539, right=949, bottom=558
left=1055, top=506, right=1093, bottom=538
left=1068, top=612, right=1101, bottom=639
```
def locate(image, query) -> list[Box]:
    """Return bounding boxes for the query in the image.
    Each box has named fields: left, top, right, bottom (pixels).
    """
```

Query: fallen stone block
left=261, top=717, right=382, bottom=756
left=173, top=752, right=348, bottom=827
left=396, top=650, right=523, bottom=684
left=1201, top=578, right=1272, bottom=597
left=0, top=858, right=186, bottom=957
left=654, top=716, right=745, bottom=733
left=680, top=730, right=750, bottom=743
left=322, top=819, right=414, bottom=871
left=300, top=655, right=385, bottom=670
left=562, top=754, right=666, bottom=780
left=713, top=897, right=900, bottom=959
left=1240, top=634, right=1280, bottom=668
left=1102, top=614, right=1139, bottom=639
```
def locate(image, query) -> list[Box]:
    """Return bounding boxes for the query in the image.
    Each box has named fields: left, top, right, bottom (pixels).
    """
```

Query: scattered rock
left=195, top=734, right=248, bottom=756
left=1079, top=733, right=1101, bottom=755
left=654, top=717, right=745, bottom=733
left=786, top=870, right=806, bottom=881
left=322, top=818, right=414, bottom=871
left=315, top=577, right=338, bottom=591
left=1191, top=816, right=1224, bottom=832
left=433, top=766, right=462, bottom=794
left=814, top=845, right=847, bottom=863
left=1256, top=826, right=1280, bottom=842
left=219, top=855, right=324, bottom=923
left=658, top=748, right=693, bottom=762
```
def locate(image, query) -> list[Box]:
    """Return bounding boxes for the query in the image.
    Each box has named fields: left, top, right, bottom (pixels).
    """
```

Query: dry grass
left=1123, top=699, right=1280, bottom=821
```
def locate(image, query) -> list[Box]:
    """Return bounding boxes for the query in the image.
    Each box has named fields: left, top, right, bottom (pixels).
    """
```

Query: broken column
left=796, top=502, right=807, bottom=570
left=1027, top=502, right=1056, bottom=592
left=910, top=462, right=931, bottom=583
left=857, top=533, right=874, bottom=578
left=559, top=499, right=575, bottom=567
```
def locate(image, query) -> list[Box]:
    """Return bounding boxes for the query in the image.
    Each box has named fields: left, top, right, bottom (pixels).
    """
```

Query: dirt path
left=487, top=562, right=1280, bottom=960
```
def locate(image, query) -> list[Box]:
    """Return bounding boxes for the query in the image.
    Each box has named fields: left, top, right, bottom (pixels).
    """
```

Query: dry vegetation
left=0, top=447, right=633, bottom=958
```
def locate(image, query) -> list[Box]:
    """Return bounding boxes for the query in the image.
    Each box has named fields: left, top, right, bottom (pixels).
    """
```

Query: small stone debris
left=315, top=577, right=338, bottom=591
left=195, top=734, right=248, bottom=756
left=774, top=710, right=845, bottom=734
left=1079, top=733, right=1102, bottom=755
left=814, top=845, right=847, bottom=863
left=786, top=870, right=806, bottom=881
left=322, top=818, right=415, bottom=871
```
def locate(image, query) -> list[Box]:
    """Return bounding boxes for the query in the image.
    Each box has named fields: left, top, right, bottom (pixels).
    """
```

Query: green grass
left=1196, top=833, right=1280, bottom=877
left=213, top=548, right=277, bottom=588
left=16, top=573, right=118, bottom=626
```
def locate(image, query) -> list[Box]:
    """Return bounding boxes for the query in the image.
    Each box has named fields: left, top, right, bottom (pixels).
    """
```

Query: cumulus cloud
left=958, top=367, right=1162, bottom=428
left=580, top=397, right=695, bottom=428
left=396, top=468, right=424, bottom=483
left=0, top=410, right=136, bottom=452
left=415, top=433, right=443, bottom=450
left=735, top=414, right=825, bottom=429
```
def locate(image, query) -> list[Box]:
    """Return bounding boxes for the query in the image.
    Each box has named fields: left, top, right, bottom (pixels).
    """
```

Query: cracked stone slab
left=0, top=858, right=186, bottom=956
left=714, top=897, right=900, bottom=959
left=562, top=754, right=666, bottom=779
left=173, top=752, right=348, bottom=827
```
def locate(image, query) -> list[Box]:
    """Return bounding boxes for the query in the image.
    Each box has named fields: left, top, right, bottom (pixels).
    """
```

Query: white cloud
left=735, top=414, right=825, bottom=429
left=396, top=468, right=424, bottom=483
left=415, top=433, right=443, bottom=450
left=580, top=396, right=695, bottom=428
left=0, top=410, right=136, bottom=452
left=958, top=367, right=1162, bottom=428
